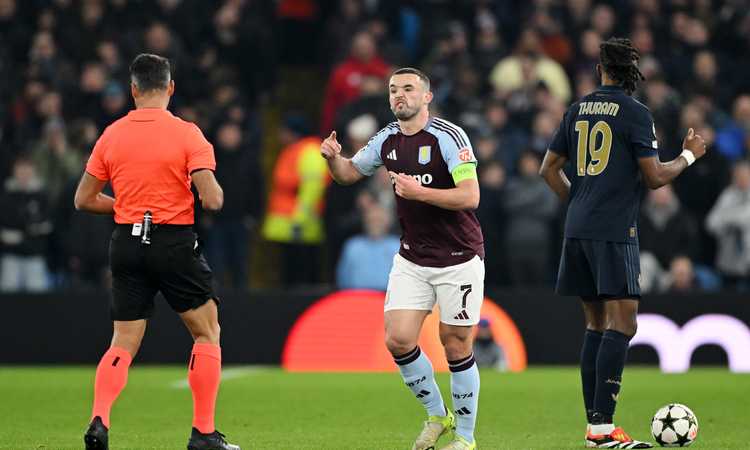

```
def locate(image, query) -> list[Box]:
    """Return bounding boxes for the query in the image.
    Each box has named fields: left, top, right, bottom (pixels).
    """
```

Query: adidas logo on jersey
left=454, top=310, right=470, bottom=320
left=386, top=149, right=397, bottom=160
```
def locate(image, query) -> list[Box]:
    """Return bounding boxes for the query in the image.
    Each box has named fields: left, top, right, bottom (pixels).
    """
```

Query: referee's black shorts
left=109, top=224, right=217, bottom=321
left=555, top=238, right=641, bottom=300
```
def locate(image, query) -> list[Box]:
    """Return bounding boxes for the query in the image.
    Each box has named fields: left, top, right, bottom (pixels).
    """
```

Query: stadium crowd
left=1, top=0, right=749, bottom=293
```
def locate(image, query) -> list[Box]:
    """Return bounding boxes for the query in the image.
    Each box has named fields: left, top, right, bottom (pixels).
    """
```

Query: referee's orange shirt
left=85, top=108, right=215, bottom=225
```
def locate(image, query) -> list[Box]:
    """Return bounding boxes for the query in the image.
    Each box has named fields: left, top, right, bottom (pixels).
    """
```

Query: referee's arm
left=192, top=169, right=224, bottom=211
left=74, top=172, right=115, bottom=214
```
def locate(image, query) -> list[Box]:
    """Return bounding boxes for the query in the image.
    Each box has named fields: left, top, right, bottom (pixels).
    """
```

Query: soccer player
left=321, top=67, right=484, bottom=450
left=74, top=54, right=239, bottom=450
left=539, top=38, right=706, bottom=449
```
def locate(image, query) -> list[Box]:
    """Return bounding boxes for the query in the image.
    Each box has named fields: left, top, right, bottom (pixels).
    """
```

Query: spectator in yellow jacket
left=262, top=115, right=330, bottom=286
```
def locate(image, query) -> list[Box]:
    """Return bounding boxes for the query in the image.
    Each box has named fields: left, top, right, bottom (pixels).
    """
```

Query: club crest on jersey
left=418, top=146, right=431, bottom=165
left=458, top=147, right=473, bottom=162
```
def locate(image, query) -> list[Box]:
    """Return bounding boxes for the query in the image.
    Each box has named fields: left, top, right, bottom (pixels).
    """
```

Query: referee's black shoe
left=187, top=428, right=241, bottom=450
left=84, top=416, right=108, bottom=450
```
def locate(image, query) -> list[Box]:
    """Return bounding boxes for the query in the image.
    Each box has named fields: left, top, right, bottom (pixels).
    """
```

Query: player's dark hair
left=391, top=67, right=431, bottom=90
left=129, top=53, right=171, bottom=92
left=599, top=38, right=645, bottom=95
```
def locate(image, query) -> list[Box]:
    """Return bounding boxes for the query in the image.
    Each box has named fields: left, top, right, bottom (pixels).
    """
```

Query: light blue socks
left=449, top=354, right=480, bottom=442
left=395, top=346, right=446, bottom=417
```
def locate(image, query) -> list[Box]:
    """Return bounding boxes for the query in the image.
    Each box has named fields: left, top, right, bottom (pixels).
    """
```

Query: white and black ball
left=651, top=403, right=699, bottom=447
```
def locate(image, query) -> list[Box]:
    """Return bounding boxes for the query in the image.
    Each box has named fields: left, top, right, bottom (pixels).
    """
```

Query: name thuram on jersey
left=578, top=101, right=620, bottom=117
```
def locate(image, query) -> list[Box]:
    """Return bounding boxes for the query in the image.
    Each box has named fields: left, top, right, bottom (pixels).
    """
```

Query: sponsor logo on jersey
left=391, top=173, right=433, bottom=186
left=418, top=146, right=431, bottom=164
left=458, top=147, right=473, bottom=162
left=386, top=149, right=397, bottom=160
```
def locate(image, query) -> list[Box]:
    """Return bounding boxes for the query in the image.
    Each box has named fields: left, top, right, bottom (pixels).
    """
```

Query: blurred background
left=1, top=0, right=750, bottom=370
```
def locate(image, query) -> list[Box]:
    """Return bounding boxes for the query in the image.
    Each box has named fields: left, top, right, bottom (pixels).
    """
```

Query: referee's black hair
left=130, top=53, right=171, bottom=93
left=599, top=37, right=645, bottom=95
left=391, top=67, right=431, bottom=90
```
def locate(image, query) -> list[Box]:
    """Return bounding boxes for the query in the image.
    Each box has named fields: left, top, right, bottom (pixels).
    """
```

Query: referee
left=74, top=54, right=239, bottom=450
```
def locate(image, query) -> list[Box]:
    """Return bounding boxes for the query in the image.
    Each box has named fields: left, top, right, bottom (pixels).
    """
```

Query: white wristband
left=681, top=149, right=696, bottom=166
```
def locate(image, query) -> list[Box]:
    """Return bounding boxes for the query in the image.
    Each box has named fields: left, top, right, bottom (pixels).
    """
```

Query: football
left=651, top=403, right=699, bottom=447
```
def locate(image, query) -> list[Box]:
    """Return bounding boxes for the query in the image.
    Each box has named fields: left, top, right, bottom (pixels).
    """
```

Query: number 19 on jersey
left=574, top=120, right=613, bottom=176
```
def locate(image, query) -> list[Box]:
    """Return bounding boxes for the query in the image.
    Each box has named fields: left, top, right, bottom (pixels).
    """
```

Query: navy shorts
left=109, top=225, right=217, bottom=320
left=555, top=238, right=641, bottom=300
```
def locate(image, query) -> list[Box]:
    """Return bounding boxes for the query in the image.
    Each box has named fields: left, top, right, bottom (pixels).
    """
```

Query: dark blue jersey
left=549, top=85, right=658, bottom=243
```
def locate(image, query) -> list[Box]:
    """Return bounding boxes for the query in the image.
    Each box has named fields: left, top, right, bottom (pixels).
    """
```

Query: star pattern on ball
left=652, top=404, right=698, bottom=447
left=662, top=410, right=679, bottom=432
left=675, top=427, right=692, bottom=446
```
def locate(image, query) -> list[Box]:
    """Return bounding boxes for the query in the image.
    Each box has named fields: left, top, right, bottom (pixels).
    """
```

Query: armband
left=452, top=163, right=478, bottom=184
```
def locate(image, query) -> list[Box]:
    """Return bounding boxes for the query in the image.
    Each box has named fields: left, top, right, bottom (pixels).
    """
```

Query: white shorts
left=385, top=253, right=485, bottom=326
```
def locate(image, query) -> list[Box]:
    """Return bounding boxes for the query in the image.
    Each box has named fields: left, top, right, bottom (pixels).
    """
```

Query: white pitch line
left=170, top=366, right=270, bottom=389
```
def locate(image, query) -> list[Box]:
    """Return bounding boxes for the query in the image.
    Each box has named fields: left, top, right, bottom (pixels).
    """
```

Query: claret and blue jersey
left=351, top=117, right=484, bottom=268
left=550, top=85, right=659, bottom=244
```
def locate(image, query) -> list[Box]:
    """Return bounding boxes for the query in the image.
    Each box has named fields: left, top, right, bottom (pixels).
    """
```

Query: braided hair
left=599, top=37, right=645, bottom=95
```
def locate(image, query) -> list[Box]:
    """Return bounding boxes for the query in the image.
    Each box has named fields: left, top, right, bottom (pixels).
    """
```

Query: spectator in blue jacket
left=336, top=203, right=399, bottom=291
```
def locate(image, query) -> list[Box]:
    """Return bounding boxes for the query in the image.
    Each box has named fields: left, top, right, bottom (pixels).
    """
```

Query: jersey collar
left=128, top=108, right=173, bottom=117
left=397, top=116, right=432, bottom=136
left=596, top=85, right=625, bottom=92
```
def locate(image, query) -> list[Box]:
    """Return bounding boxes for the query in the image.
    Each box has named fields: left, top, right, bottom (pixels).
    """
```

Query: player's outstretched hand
left=683, top=128, right=707, bottom=160
left=321, top=131, right=342, bottom=160
left=389, top=171, right=423, bottom=200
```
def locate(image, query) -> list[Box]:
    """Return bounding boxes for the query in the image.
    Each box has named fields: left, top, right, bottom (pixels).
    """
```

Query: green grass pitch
left=0, top=367, right=747, bottom=449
